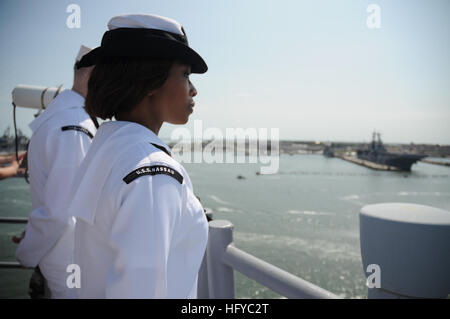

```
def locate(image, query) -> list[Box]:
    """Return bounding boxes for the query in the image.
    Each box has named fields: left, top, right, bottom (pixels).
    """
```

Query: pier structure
left=420, top=159, right=450, bottom=167
left=336, top=155, right=402, bottom=171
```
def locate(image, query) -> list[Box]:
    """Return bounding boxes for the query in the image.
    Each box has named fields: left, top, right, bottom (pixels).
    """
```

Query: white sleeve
left=16, top=129, right=92, bottom=267
left=105, top=173, right=183, bottom=299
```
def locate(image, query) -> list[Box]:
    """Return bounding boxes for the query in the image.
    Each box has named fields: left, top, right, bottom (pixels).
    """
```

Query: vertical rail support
left=207, top=220, right=235, bottom=298
left=197, top=209, right=213, bottom=298
left=197, top=251, right=209, bottom=298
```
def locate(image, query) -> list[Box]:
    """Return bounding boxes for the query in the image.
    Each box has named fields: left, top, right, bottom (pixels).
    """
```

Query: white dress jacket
left=68, top=121, right=209, bottom=298
left=16, top=89, right=97, bottom=298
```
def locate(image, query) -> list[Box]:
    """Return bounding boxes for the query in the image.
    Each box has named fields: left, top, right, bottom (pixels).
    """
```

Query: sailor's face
left=153, top=62, right=197, bottom=125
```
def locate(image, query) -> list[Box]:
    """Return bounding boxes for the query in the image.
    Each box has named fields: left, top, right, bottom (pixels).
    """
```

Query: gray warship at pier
left=356, top=132, right=427, bottom=172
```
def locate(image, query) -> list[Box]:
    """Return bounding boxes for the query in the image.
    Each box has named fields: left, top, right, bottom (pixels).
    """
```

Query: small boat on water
left=356, top=132, right=426, bottom=171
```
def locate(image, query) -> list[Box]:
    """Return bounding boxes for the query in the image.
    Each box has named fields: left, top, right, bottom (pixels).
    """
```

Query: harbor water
left=1, top=154, right=449, bottom=299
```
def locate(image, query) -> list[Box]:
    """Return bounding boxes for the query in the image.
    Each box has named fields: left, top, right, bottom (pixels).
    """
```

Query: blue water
left=1, top=154, right=449, bottom=298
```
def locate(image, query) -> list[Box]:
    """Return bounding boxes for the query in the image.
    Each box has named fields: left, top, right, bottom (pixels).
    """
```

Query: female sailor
left=68, top=14, right=209, bottom=298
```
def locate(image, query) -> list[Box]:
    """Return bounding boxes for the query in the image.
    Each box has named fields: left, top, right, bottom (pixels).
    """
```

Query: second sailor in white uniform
left=16, top=45, right=97, bottom=298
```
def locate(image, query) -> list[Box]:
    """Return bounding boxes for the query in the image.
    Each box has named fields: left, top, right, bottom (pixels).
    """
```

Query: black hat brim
left=76, top=47, right=101, bottom=69
left=77, top=37, right=207, bottom=74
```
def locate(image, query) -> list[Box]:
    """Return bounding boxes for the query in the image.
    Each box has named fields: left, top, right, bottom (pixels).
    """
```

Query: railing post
left=207, top=220, right=235, bottom=299
left=360, top=203, right=450, bottom=299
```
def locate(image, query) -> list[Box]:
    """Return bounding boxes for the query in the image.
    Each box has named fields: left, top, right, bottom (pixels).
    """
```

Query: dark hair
left=85, top=56, right=172, bottom=120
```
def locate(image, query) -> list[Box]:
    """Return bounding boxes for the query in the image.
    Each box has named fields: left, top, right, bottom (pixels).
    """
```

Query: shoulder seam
left=150, top=143, right=171, bottom=157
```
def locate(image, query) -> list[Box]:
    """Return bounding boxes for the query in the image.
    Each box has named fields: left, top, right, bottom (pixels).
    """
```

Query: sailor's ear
left=147, top=87, right=160, bottom=97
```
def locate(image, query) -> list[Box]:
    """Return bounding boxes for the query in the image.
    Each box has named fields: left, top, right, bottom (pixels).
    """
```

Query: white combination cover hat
left=75, top=45, right=93, bottom=62
left=78, top=14, right=207, bottom=73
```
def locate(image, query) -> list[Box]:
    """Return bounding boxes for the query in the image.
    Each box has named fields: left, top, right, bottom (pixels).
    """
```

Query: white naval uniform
left=68, top=121, right=208, bottom=299
left=16, top=89, right=97, bottom=298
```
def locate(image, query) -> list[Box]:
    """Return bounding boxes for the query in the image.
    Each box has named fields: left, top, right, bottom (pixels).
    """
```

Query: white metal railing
left=198, top=219, right=339, bottom=299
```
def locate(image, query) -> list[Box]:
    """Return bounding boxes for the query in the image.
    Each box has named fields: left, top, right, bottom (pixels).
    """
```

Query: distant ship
left=322, top=145, right=334, bottom=158
left=356, top=132, right=426, bottom=171
left=0, top=126, right=29, bottom=153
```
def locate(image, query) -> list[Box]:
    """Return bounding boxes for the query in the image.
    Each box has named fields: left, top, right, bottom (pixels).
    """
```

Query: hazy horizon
left=2, top=123, right=447, bottom=147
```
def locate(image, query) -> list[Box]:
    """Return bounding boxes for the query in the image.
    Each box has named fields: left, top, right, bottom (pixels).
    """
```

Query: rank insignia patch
left=61, top=126, right=94, bottom=139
